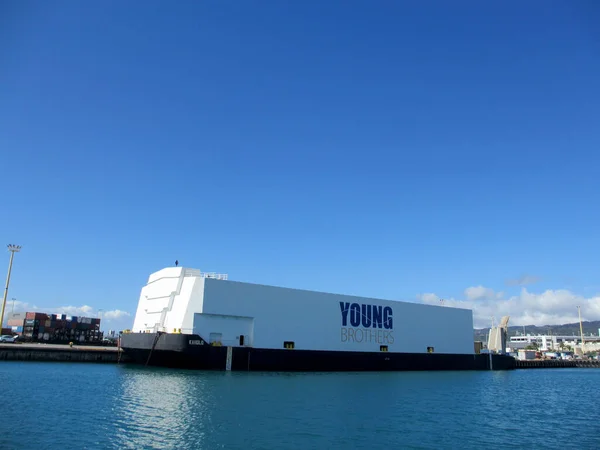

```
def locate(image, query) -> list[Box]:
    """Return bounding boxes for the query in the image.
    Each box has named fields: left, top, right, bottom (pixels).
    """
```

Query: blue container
left=71, top=316, right=78, bottom=323
left=11, top=326, right=23, bottom=333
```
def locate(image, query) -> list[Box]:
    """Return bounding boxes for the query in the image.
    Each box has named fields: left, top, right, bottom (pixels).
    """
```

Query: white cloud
left=51, top=305, right=130, bottom=321
left=4, top=300, right=34, bottom=314
left=419, top=286, right=600, bottom=329
left=420, top=293, right=442, bottom=304
left=103, top=309, right=130, bottom=320
left=54, top=305, right=94, bottom=316
left=464, top=285, right=503, bottom=301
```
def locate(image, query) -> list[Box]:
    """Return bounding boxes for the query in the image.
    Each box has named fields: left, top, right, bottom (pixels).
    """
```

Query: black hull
left=120, top=333, right=516, bottom=372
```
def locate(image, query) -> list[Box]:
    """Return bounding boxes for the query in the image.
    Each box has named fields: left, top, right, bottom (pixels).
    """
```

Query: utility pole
left=577, top=305, right=585, bottom=355
left=0, top=245, right=22, bottom=329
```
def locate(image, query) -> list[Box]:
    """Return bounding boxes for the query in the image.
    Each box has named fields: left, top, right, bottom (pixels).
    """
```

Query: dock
left=0, top=343, right=131, bottom=363
left=516, top=359, right=600, bottom=369
left=2, top=343, right=598, bottom=369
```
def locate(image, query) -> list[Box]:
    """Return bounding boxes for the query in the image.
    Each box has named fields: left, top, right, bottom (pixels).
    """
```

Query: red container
left=26, top=312, right=49, bottom=321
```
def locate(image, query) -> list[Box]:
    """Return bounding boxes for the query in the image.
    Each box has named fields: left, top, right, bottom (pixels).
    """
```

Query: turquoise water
left=0, top=362, right=598, bottom=449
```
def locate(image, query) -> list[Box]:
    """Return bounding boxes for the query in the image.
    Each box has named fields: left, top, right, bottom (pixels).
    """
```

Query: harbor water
left=1, top=362, right=598, bottom=449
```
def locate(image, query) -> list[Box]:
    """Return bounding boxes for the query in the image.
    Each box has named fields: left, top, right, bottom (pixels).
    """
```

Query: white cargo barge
left=120, top=267, right=515, bottom=371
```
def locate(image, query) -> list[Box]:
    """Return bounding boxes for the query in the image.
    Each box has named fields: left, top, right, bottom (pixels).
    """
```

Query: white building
left=517, top=349, right=536, bottom=361
left=508, top=334, right=600, bottom=352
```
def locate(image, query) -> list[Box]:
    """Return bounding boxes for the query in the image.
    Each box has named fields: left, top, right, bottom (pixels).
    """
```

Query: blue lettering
left=340, top=303, right=393, bottom=330
left=350, top=303, right=361, bottom=327
left=383, top=306, right=393, bottom=329
left=372, top=306, right=383, bottom=328
left=339, top=302, right=350, bottom=326
left=361, top=304, right=372, bottom=328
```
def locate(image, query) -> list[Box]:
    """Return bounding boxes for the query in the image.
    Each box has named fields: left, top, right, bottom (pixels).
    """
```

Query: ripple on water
left=0, top=363, right=599, bottom=449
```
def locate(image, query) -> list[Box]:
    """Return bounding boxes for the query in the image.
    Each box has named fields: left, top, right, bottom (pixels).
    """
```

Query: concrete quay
left=0, top=343, right=131, bottom=363
left=516, top=359, right=600, bottom=369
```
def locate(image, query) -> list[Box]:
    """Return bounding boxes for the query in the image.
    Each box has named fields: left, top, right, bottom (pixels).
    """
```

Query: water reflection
left=109, top=367, right=220, bottom=450
left=2, top=363, right=599, bottom=450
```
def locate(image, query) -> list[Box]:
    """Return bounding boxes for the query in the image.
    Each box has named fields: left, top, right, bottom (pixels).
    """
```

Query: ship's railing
left=183, top=268, right=228, bottom=280
left=155, top=326, right=195, bottom=334
left=202, top=272, right=228, bottom=280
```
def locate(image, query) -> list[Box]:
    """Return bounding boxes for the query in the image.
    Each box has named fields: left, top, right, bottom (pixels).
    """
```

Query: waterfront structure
left=517, top=349, right=536, bottom=361
left=508, top=334, right=600, bottom=353
left=487, top=316, right=510, bottom=353
left=120, top=266, right=515, bottom=371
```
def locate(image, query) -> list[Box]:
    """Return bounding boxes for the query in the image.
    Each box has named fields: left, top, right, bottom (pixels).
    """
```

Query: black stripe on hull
left=120, top=333, right=516, bottom=371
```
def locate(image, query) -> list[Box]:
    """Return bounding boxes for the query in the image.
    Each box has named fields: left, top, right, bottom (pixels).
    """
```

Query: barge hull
left=120, top=333, right=515, bottom=371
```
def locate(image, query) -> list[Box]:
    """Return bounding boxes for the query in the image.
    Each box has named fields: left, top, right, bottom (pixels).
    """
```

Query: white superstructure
left=131, top=267, right=476, bottom=355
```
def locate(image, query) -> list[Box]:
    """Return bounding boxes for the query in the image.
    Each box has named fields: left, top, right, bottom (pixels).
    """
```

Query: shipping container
left=25, top=312, right=50, bottom=321
left=7, top=319, right=23, bottom=327
left=10, top=326, right=23, bottom=333
left=7, top=313, right=24, bottom=322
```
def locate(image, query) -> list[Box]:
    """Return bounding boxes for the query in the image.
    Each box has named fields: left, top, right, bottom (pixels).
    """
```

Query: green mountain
left=473, top=320, right=600, bottom=342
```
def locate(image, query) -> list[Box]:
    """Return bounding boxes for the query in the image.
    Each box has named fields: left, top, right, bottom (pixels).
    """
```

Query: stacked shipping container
left=7, top=312, right=25, bottom=335
left=9, top=312, right=103, bottom=344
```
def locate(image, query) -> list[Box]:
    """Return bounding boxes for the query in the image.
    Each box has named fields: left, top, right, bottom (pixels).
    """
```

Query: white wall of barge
left=131, top=267, right=476, bottom=355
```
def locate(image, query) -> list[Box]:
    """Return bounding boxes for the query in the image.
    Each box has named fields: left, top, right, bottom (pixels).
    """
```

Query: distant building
left=517, top=349, right=536, bottom=361
left=508, top=334, right=600, bottom=353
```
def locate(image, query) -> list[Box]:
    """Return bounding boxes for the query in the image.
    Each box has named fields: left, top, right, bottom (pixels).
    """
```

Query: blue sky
left=1, top=1, right=599, bottom=330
